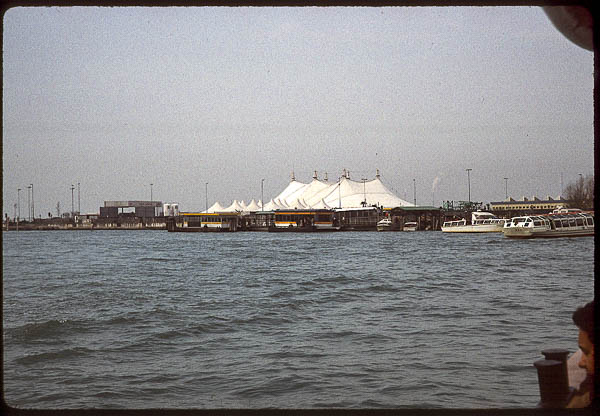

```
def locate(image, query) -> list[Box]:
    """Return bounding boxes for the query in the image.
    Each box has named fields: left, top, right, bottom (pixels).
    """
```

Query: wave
left=15, top=346, right=93, bottom=365
left=138, top=257, right=178, bottom=262
left=6, top=319, right=87, bottom=341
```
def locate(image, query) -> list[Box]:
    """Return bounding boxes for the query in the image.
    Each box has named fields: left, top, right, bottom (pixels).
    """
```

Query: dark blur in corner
left=543, top=6, right=593, bottom=51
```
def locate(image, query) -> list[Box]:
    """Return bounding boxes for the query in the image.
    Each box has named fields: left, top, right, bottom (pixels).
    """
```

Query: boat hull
left=377, top=225, right=393, bottom=231
left=167, top=226, right=233, bottom=232
left=441, top=225, right=503, bottom=233
left=503, top=228, right=594, bottom=239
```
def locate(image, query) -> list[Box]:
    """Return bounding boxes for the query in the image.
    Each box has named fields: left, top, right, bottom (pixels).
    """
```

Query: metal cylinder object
left=534, top=356, right=570, bottom=407
left=542, top=348, right=570, bottom=387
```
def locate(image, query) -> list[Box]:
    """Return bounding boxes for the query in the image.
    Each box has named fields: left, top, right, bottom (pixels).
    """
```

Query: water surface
left=2, top=230, right=594, bottom=408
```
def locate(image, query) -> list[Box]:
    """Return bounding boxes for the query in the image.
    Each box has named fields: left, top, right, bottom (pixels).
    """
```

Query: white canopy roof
left=287, top=198, right=307, bottom=209
left=205, top=201, right=226, bottom=213
left=222, top=200, right=245, bottom=212
left=272, top=174, right=412, bottom=209
left=203, top=171, right=412, bottom=212
left=310, top=199, right=332, bottom=209
left=244, top=199, right=261, bottom=212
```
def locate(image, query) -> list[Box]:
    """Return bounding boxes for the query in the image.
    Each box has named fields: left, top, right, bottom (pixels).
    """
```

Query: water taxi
left=166, top=212, right=240, bottom=232
left=441, top=211, right=507, bottom=233
left=502, top=210, right=594, bottom=239
left=403, top=221, right=418, bottom=231
left=268, top=210, right=340, bottom=232
left=376, top=218, right=393, bottom=231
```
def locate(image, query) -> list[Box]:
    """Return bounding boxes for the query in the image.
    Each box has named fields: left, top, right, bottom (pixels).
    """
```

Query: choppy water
left=2, top=230, right=594, bottom=409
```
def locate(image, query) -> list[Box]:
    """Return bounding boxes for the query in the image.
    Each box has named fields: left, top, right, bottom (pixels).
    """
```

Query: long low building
left=489, top=196, right=571, bottom=213
left=100, top=200, right=163, bottom=217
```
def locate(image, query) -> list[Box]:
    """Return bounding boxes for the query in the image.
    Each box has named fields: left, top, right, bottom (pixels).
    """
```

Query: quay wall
left=3, top=206, right=555, bottom=232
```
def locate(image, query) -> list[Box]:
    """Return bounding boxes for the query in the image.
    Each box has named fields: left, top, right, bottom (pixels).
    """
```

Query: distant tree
left=56, top=201, right=60, bottom=218
left=565, top=174, right=594, bottom=209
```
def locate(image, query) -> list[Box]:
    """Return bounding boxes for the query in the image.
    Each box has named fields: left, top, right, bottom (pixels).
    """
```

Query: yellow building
left=490, top=196, right=570, bottom=213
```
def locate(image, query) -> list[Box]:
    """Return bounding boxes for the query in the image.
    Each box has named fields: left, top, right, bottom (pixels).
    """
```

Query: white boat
left=376, top=218, right=394, bottom=231
left=403, top=221, right=418, bottom=231
left=441, top=211, right=507, bottom=233
left=503, top=209, right=594, bottom=239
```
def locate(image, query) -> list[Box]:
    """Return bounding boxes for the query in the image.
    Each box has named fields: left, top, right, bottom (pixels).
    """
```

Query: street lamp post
left=71, top=184, right=75, bottom=217
left=27, top=185, right=31, bottom=221
left=466, top=169, right=472, bottom=204
left=17, top=188, right=21, bottom=221
left=413, top=178, right=416, bottom=206
left=30, top=183, right=34, bottom=220
left=504, top=177, right=508, bottom=199
left=150, top=183, right=153, bottom=202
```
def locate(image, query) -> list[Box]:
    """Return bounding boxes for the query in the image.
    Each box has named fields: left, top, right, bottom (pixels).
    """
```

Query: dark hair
left=572, top=300, right=595, bottom=342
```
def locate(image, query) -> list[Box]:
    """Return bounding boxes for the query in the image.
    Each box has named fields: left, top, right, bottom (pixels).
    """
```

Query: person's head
left=572, top=300, right=594, bottom=376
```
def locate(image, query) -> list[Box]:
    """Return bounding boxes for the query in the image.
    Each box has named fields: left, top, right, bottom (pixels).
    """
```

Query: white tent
left=222, top=200, right=245, bottom=212
left=205, top=201, right=226, bottom=213
left=310, top=199, right=332, bottom=209
left=275, top=198, right=289, bottom=209
left=272, top=172, right=412, bottom=209
left=262, top=199, right=276, bottom=211
left=287, top=198, right=307, bottom=209
left=276, top=178, right=308, bottom=204
left=245, top=199, right=261, bottom=212
left=208, top=170, right=411, bottom=213
left=263, top=198, right=287, bottom=211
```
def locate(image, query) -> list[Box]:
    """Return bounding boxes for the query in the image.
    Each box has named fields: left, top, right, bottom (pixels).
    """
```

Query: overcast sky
left=2, top=6, right=594, bottom=216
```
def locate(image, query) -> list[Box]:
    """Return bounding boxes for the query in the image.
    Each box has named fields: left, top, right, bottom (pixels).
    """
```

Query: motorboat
left=376, top=218, right=393, bottom=231
left=403, top=221, right=418, bottom=231
left=503, top=210, right=594, bottom=239
left=441, top=211, right=507, bottom=233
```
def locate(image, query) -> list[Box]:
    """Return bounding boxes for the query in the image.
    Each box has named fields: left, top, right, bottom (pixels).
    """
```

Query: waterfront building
left=489, top=196, right=571, bottom=215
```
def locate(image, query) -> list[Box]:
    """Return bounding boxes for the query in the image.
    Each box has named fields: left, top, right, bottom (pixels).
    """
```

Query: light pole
left=150, top=183, right=153, bottom=202
left=413, top=178, right=416, bottom=206
left=71, top=184, right=75, bottom=217
left=205, top=182, right=208, bottom=213
left=261, top=179, right=264, bottom=211
left=466, top=169, right=472, bottom=203
left=27, top=185, right=31, bottom=221
left=78, top=182, right=80, bottom=214
left=17, top=188, right=21, bottom=220
left=30, top=183, right=34, bottom=220
left=504, top=177, right=508, bottom=199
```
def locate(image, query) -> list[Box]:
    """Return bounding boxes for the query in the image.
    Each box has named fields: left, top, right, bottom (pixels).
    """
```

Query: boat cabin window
left=576, top=218, right=584, bottom=226
left=569, top=218, right=576, bottom=227
left=554, top=220, right=562, bottom=228
left=586, top=217, right=594, bottom=226
left=561, top=219, right=569, bottom=227
left=533, top=221, right=542, bottom=226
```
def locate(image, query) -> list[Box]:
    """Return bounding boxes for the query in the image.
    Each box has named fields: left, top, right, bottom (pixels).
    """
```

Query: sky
left=2, top=6, right=594, bottom=217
